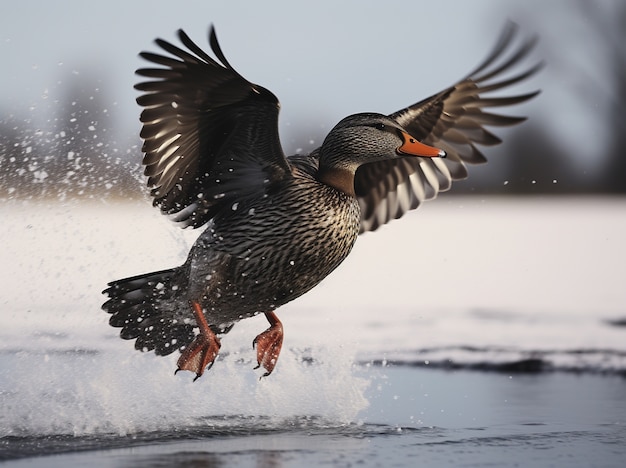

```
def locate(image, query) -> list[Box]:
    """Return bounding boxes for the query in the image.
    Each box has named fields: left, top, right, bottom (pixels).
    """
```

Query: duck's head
left=317, top=113, right=445, bottom=196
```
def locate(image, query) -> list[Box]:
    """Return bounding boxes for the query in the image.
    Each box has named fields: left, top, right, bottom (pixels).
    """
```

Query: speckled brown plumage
left=102, top=23, right=540, bottom=379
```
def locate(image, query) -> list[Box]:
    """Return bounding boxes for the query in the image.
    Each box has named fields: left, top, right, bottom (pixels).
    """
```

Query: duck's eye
left=374, top=123, right=386, bottom=131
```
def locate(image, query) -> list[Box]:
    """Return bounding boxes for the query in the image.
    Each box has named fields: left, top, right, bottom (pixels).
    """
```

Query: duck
left=103, top=22, right=541, bottom=380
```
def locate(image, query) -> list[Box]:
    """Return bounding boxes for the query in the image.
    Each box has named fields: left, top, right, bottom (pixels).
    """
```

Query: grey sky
left=0, top=0, right=619, bottom=169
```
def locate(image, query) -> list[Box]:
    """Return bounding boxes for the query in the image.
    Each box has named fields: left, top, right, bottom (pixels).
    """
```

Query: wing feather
left=135, top=27, right=290, bottom=228
left=357, top=22, right=542, bottom=233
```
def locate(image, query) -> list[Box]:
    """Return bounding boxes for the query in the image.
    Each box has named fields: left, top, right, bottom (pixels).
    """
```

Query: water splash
left=0, top=333, right=369, bottom=437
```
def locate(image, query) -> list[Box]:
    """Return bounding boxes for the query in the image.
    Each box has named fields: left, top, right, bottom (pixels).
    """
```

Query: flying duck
left=103, top=23, right=541, bottom=379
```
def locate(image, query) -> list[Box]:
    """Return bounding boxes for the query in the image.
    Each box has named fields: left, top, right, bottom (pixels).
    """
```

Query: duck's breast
left=189, top=172, right=361, bottom=318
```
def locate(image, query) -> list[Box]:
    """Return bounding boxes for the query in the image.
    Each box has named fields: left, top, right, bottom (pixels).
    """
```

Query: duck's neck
left=317, top=166, right=356, bottom=198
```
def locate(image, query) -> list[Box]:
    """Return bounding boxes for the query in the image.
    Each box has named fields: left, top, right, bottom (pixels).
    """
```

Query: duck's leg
left=253, top=311, right=283, bottom=377
left=176, top=300, right=221, bottom=381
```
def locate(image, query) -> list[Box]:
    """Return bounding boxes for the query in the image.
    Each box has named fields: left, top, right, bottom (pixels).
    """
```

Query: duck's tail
left=102, top=268, right=195, bottom=356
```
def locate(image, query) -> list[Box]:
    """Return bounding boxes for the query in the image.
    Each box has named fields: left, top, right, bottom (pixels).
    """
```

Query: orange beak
left=397, top=131, right=446, bottom=158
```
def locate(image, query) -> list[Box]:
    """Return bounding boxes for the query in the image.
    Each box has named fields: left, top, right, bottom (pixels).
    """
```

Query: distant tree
left=0, top=72, right=144, bottom=201
left=539, top=1, right=626, bottom=193
left=499, top=124, right=581, bottom=194
left=48, top=71, right=143, bottom=200
left=0, top=113, right=47, bottom=199
left=584, top=2, right=626, bottom=192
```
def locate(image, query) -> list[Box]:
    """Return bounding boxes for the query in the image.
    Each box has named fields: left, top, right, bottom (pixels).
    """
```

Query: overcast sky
left=0, top=0, right=620, bottom=169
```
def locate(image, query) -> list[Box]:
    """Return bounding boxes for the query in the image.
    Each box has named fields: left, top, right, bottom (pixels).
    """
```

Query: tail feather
left=102, top=268, right=195, bottom=356
left=103, top=268, right=177, bottom=312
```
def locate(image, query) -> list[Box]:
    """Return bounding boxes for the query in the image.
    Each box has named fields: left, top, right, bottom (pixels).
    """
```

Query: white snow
left=0, top=197, right=625, bottom=436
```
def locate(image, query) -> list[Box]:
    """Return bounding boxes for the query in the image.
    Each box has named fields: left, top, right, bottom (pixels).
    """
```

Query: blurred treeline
left=1, top=5, right=625, bottom=201
left=0, top=79, right=144, bottom=201
left=2, top=93, right=623, bottom=202
left=1, top=89, right=623, bottom=202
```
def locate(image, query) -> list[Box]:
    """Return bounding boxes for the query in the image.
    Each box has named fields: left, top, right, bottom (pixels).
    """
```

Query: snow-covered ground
left=1, top=197, right=625, bottom=436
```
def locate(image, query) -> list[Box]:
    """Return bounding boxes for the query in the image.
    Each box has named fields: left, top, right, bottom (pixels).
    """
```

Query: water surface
left=1, top=199, right=625, bottom=466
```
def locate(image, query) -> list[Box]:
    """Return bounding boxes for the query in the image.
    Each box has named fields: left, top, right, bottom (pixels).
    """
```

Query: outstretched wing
left=356, top=22, right=542, bottom=233
left=135, top=27, right=290, bottom=228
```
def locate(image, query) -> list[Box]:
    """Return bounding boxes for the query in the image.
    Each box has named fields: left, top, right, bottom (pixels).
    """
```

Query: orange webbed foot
left=175, top=301, right=221, bottom=381
left=253, top=311, right=283, bottom=378
left=176, top=332, right=221, bottom=381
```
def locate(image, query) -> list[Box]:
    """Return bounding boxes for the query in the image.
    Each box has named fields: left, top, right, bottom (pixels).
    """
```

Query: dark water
left=2, top=366, right=625, bottom=467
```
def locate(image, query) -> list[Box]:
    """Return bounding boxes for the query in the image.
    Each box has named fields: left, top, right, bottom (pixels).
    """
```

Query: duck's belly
left=187, top=182, right=361, bottom=325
